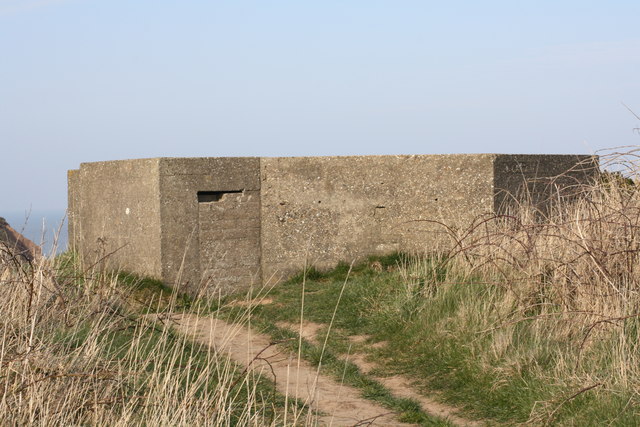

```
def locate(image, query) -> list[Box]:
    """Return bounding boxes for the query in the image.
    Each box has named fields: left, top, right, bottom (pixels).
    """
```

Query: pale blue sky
left=2, top=0, right=639, bottom=213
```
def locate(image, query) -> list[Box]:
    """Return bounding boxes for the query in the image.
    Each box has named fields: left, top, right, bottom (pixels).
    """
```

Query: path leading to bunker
left=276, top=321, right=480, bottom=427
left=161, top=313, right=411, bottom=426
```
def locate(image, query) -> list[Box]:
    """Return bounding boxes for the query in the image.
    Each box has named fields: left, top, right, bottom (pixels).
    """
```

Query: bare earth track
left=160, top=313, right=411, bottom=426
left=154, top=313, right=480, bottom=426
left=276, top=321, right=479, bottom=427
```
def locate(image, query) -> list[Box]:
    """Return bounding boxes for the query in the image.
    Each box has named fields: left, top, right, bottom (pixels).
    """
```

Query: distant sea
left=2, top=210, right=68, bottom=256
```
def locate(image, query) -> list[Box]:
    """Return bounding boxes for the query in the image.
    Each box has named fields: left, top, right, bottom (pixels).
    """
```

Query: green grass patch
left=52, top=312, right=292, bottom=423
left=222, top=254, right=640, bottom=425
left=247, top=320, right=453, bottom=426
left=115, top=270, right=193, bottom=312
left=29, top=253, right=304, bottom=424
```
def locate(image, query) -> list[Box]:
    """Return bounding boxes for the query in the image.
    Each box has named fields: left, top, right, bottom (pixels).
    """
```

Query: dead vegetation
left=402, top=148, right=640, bottom=422
left=5, top=148, right=640, bottom=425
left=0, top=250, right=287, bottom=426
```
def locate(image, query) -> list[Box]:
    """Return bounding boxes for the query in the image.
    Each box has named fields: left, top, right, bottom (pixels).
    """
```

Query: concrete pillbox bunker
left=68, top=154, right=597, bottom=295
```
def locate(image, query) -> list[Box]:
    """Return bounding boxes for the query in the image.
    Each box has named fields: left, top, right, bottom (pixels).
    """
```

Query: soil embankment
left=0, top=217, right=41, bottom=261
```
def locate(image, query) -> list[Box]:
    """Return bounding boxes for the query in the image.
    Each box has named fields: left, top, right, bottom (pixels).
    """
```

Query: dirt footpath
left=162, top=313, right=411, bottom=426
left=275, top=322, right=479, bottom=427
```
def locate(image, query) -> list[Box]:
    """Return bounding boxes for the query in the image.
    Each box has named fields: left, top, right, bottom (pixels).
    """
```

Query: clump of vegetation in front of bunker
left=231, top=151, right=640, bottom=426
left=0, top=247, right=296, bottom=426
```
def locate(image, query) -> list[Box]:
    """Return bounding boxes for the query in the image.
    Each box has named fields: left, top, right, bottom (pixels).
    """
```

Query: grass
left=229, top=252, right=640, bottom=425
left=0, top=247, right=301, bottom=426
left=7, top=149, right=640, bottom=425
left=2, top=244, right=451, bottom=425
left=215, top=254, right=454, bottom=425
left=218, top=152, right=640, bottom=425
left=249, top=317, right=451, bottom=426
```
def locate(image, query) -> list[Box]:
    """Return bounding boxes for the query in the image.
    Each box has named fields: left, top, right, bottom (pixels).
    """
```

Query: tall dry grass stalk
left=0, top=248, right=282, bottom=426
left=418, top=149, right=640, bottom=408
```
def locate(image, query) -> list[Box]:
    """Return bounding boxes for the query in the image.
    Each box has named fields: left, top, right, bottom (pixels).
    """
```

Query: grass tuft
left=0, top=249, right=292, bottom=425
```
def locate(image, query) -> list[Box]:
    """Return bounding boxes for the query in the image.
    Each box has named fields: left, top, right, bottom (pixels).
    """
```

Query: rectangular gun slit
left=198, top=190, right=243, bottom=203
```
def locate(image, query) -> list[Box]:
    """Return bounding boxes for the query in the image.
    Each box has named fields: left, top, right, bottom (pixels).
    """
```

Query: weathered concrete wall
left=197, top=190, right=261, bottom=294
left=493, top=155, right=599, bottom=214
left=69, top=159, right=162, bottom=277
left=157, top=158, right=261, bottom=295
left=68, top=154, right=599, bottom=295
left=259, top=155, right=496, bottom=281
left=67, top=169, right=79, bottom=251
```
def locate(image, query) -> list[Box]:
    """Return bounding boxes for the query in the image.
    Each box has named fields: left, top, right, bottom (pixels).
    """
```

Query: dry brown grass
left=401, top=148, right=640, bottom=421
left=0, top=247, right=285, bottom=426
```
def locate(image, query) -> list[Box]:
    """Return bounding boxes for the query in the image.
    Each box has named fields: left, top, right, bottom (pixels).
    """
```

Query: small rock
left=370, top=261, right=383, bottom=272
